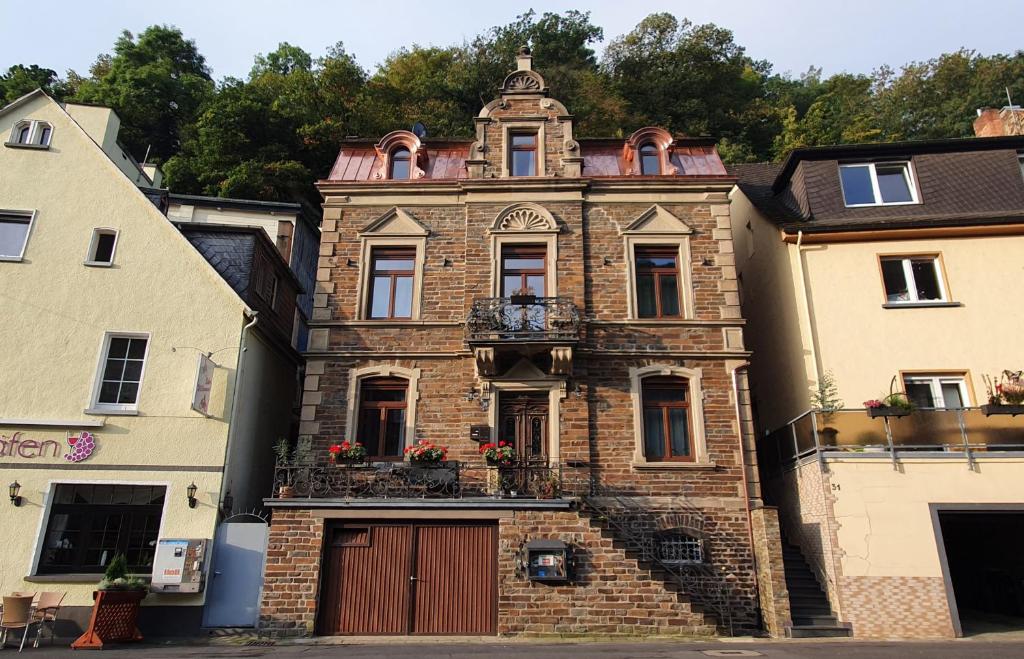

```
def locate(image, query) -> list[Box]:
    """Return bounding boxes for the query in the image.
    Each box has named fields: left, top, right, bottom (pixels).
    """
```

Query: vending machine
left=150, top=538, right=208, bottom=593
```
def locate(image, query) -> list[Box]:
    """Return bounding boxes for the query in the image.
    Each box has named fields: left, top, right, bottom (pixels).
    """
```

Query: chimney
left=973, top=106, right=1024, bottom=137
left=516, top=45, right=533, bottom=72
left=142, top=163, right=164, bottom=188
left=64, top=103, right=122, bottom=153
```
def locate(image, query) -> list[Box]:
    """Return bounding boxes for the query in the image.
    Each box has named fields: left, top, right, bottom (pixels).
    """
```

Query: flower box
left=71, top=589, right=146, bottom=649
left=980, top=404, right=1024, bottom=417
left=866, top=406, right=911, bottom=418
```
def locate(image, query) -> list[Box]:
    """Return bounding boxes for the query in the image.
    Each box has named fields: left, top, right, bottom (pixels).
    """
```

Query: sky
left=2, top=0, right=1023, bottom=81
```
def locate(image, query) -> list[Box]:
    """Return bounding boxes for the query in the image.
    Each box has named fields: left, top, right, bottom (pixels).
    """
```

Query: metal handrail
left=466, top=296, right=581, bottom=342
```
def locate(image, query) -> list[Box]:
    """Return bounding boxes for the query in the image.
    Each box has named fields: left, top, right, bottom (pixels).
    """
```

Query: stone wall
left=749, top=506, right=791, bottom=637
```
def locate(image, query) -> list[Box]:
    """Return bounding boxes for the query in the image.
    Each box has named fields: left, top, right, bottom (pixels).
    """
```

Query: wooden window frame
left=639, top=142, right=662, bottom=175
left=500, top=244, right=546, bottom=297
left=634, top=245, right=683, bottom=318
left=640, top=376, right=695, bottom=463
left=357, top=377, right=409, bottom=460
left=509, top=131, right=538, bottom=177
left=388, top=147, right=412, bottom=180
left=366, top=247, right=416, bottom=320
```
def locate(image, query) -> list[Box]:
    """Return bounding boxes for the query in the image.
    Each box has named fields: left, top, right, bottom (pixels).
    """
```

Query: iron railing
left=761, top=407, right=1024, bottom=474
left=272, top=460, right=591, bottom=500
left=466, top=296, right=581, bottom=342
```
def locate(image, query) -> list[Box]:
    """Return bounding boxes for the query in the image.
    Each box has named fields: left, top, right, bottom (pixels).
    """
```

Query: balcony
left=466, top=296, right=580, bottom=375
left=761, top=408, right=1024, bottom=473
left=271, top=461, right=590, bottom=501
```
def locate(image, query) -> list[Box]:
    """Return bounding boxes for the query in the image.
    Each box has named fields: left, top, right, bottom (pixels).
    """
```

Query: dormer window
left=840, top=162, right=918, bottom=207
left=8, top=120, right=52, bottom=148
left=639, top=143, right=661, bottom=175
left=510, top=132, right=538, bottom=176
left=389, top=148, right=411, bottom=180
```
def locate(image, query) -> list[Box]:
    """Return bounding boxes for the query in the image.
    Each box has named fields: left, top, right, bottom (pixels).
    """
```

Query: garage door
left=319, top=522, right=497, bottom=635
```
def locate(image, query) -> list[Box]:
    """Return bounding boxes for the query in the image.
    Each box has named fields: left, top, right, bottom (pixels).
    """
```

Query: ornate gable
left=358, top=207, right=430, bottom=237
left=621, top=205, right=694, bottom=235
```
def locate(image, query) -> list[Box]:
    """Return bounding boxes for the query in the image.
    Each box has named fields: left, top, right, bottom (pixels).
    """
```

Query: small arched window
left=9, top=120, right=52, bottom=147
left=16, top=123, right=32, bottom=144
left=639, top=142, right=661, bottom=175
left=389, top=148, right=412, bottom=180
left=37, top=123, right=52, bottom=146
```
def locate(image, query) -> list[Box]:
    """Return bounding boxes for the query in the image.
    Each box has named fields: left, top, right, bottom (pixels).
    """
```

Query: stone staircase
left=781, top=540, right=852, bottom=638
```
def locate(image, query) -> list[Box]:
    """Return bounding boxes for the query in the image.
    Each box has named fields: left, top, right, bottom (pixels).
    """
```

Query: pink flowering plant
left=404, top=440, right=448, bottom=464
left=984, top=370, right=1024, bottom=405
left=863, top=393, right=912, bottom=410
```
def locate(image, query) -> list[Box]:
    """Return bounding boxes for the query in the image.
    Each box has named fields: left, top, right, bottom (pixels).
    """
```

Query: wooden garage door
left=319, top=522, right=497, bottom=635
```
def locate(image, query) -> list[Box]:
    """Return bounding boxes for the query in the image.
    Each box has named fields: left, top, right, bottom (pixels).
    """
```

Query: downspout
left=218, top=311, right=259, bottom=516
left=795, top=230, right=822, bottom=382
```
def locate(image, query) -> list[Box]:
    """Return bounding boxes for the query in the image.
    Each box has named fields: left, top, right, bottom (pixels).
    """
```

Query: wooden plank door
left=411, top=524, right=497, bottom=635
left=499, top=393, right=549, bottom=463
left=320, top=524, right=413, bottom=635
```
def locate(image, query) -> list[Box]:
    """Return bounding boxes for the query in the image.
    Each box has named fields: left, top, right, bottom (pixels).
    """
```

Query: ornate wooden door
left=498, top=393, right=549, bottom=463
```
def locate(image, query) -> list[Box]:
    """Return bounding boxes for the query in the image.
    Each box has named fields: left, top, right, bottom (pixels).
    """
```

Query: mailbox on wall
left=151, top=538, right=208, bottom=593
left=524, top=539, right=571, bottom=582
left=470, top=425, right=490, bottom=442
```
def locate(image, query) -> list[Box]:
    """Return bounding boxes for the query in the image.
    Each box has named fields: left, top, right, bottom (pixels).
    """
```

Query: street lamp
left=9, top=481, right=22, bottom=507
left=186, top=482, right=198, bottom=509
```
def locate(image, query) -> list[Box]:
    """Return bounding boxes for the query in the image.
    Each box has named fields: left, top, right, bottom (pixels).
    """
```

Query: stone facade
left=837, top=575, right=954, bottom=639
left=261, top=52, right=781, bottom=638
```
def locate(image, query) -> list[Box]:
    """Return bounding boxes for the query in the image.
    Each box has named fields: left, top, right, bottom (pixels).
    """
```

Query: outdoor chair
left=31, top=592, right=65, bottom=648
left=0, top=595, right=37, bottom=652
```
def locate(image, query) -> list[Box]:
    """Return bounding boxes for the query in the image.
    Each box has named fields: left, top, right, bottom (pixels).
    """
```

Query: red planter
left=71, top=589, right=145, bottom=650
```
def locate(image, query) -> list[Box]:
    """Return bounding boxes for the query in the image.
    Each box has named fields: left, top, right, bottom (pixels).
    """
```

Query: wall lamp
left=187, top=482, right=198, bottom=509
left=9, top=481, right=23, bottom=507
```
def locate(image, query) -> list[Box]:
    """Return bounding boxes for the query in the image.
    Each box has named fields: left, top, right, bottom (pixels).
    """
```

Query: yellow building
left=0, top=91, right=300, bottom=636
left=730, top=135, right=1024, bottom=638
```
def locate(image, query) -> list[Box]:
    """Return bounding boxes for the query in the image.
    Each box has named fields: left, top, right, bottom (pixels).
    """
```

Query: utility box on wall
left=524, top=539, right=571, bottom=582
left=150, top=538, right=208, bottom=593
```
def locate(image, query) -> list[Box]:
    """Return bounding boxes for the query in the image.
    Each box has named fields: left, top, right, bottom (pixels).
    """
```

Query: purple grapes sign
left=65, top=431, right=96, bottom=462
left=0, top=431, right=97, bottom=461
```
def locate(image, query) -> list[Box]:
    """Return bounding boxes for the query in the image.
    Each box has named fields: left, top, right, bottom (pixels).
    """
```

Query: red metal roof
left=325, top=140, right=726, bottom=181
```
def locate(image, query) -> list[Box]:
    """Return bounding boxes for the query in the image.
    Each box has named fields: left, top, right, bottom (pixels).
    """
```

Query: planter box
left=981, top=404, right=1024, bottom=417
left=509, top=294, right=537, bottom=306
left=71, top=589, right=146, bottom=649
left=866, top=406, right=912, bottom=418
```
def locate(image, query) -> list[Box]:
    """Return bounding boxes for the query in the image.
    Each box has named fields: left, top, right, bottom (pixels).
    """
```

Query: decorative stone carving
left=474, top=347, right=496, bottom=376
left=491, top=203, right=559, bottom=233
left=550, top=346, right=573, bottom=376
left=500, top=69, right=547, bottom=96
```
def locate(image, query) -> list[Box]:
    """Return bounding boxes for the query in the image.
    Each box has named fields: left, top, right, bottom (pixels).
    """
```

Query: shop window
left=85, top=228, right=118, bottom=266
left=641, top=376, right=694, bottom=462
left=0, top=210, right=35, bottom=261
left=880, top=255, right=947, bottom=304
left=367, top=247, right=416, bottom=319
left=91, top=334, right=149, bottom=412
left=655, top=530, right=704, bottom=565
left=358, top=377, right=408, bottom=459
left=635, top=246, right=682, bottom=318
left=37, top=484, right=166, bottom=575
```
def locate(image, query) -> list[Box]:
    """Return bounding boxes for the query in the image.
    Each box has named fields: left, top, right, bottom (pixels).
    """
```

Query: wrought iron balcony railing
left=271, top=460, right=591, bottom=500
left=466, top=296, right=581, bottom=343
left=761, top=407, right=1024, bottom=474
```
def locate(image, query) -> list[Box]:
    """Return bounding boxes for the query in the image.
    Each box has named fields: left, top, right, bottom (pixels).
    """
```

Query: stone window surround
left=488, top=203, right=560, bottom=298
left=354, top=229, right=427, bottom=321
left=628, top=364, right=711, bottom=469
left=483, top=378, right=566, bottom=464
left=623, top=234, right=694, bottom=320
left=623, top=127, right=677, bottom=176
left=499, top=120, right=547, bottom=178
left=344, top=365, right=421, bottom=454
left=373, top=130, right=426, bottom=180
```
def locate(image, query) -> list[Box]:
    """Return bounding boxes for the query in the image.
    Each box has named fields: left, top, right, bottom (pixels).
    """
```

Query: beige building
left=0, top=90, right=300, bottom=635
left=730, top=135, right=1024, bottom=638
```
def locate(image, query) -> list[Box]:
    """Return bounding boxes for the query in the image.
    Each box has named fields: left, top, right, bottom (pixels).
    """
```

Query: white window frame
left=880, top=255, right=948, bottom=304
left=0, top=209, right=37, bottom=262
left=86, top=331, right=152, bottom=415
left=8, top=120, right=52, bottom=147
left=902, top=374, right=970, bottom=409
left=84, top=228, right=119, bottom=267
left=839, top=162, right=919, bottom=207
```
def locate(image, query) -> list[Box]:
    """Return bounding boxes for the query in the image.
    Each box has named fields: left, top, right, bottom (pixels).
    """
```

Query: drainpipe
left=795, top=230, right=822, bottom=382
left=218, top=312, right=259, bottom=516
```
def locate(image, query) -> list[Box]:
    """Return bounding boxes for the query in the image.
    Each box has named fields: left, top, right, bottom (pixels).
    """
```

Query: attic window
left=8, top=120, right=52, bottom=148
left=839, top=162, right=918, bottom=207
left=389, top=148, right=411, bottom=180
left=639, top=143, right=661, bottom=175
left=510, top=132, right=538, bottom=177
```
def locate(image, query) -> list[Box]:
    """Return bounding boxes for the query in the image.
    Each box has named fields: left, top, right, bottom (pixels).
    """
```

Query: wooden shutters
left=320, top=522, right=497, bottom=636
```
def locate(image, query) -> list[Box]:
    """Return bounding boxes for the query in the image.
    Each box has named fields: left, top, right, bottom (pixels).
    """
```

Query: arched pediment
left=490, top=203, right=559, bottom=233
left=623, top=127, right=678, bottom=175
left=621, top=205, right=693, bottom=235
left=500, top=69, right=547, bottom=96
left=373, top=130, right=427, bottom=179
left=358, top=207, right=430, bottom=237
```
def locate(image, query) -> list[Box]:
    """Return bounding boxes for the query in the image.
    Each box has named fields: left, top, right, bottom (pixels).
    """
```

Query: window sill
left=631, top=461, right=716, bottom=471
left=843, top=200, right=920, bottom=208
left=83, top=261, right=114, bottom=268
left=882, top=301, right=962, bottom=309
left=0, top=256, right=25, bottom=262
left=83, top=407, right=139, bottom=417
left=4, top=142, right=49, bottom=150
left=25, top=573, right=151, bottom=583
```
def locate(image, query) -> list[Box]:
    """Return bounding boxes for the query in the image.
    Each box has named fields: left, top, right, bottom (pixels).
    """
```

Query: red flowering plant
left=404, top=440, right=448, bottom=465
left=479, top=440, right=516, bottom=466
left=328, top=440, right=367, bottom=464
left=984, top=370, right=1024, bottom=405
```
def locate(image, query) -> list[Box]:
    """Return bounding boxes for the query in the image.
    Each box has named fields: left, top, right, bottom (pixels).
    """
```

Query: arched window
left=655, top=530, right=704, bottom=564
left=9, top=120, right=52, bottom=147
left=389, top=147, right=412, bottom=180
left=37, top=123, right=52, bottom=146
left=358, top=377, right=408, bottom=459
left=15, top=123, right=32, bottom=144
left=641, top=376, right=693, bottom=461
left=639, top=142, right=660, bottom=175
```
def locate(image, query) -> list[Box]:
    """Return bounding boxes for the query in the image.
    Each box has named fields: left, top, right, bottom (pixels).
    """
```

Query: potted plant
left=404, top=440, right=448, bottom=466
left=71, top=554, right=146, bottom=649
left=864, top=393, right=913, bottom=418
left=536, top=473, right=560, bottom=499
left=479, top=440, right=515, bottom=467
left=273, top=437, right=311, bottom=497
left=329, top=440, right=368, bottom=466
left=982, top=370, right=1024, bottom=416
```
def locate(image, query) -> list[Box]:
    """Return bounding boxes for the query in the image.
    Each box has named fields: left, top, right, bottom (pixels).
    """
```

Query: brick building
left=259, top=49, right=786, bottom=638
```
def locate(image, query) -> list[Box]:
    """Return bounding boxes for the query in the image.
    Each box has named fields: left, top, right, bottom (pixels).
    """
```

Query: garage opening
left=939, top=511, right=1024, bottom=636
left=318, top=521, right=497, bottom=636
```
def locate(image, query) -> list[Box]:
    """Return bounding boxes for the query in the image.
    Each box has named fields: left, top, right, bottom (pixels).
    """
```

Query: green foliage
left=0, top=65, right=71, bottom=103
left=104, top=553, right=129, bottom=581
left=810, top=369, right=845, bottom=412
